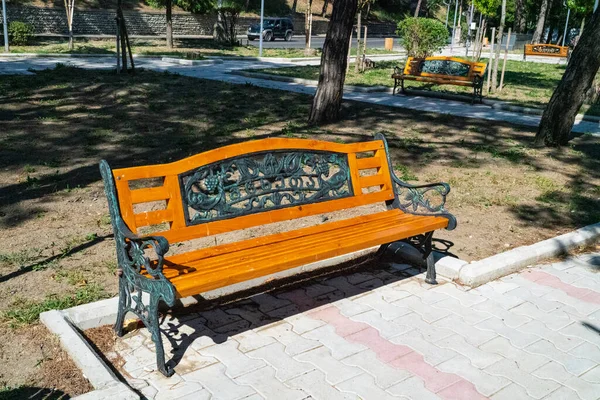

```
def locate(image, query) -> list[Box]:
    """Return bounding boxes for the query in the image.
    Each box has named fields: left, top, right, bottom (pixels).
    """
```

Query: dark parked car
left=247, top=18, right=294, bottom=42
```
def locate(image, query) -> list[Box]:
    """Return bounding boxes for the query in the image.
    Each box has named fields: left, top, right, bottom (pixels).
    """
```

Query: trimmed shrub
left=397, top=17, right=448, bottom=58
left=8, top=21, right=35, bottom=46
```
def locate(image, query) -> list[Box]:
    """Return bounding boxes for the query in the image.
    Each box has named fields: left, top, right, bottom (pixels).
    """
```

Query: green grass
left=255, top=59, right=600, bottom=116
left=2, top=284, right=108, bottom=327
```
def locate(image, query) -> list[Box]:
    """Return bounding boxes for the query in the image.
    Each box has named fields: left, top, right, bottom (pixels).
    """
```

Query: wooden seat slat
left=165, top=209, right=403, bottom=266
left=171, top=215, right=448, bottom=297
left=156, top=212, right=420, bottom=281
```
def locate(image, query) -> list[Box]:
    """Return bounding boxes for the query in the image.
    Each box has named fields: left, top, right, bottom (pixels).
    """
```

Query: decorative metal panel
left=179, top=151, right=352, bottom=225
left=420, top=60, right=471, bottom=77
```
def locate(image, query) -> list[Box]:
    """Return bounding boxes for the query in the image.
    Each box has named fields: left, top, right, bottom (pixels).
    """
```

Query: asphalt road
left=241, top=36, right=402, bottom=51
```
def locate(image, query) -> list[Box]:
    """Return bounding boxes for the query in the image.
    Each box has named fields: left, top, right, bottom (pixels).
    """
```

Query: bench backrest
left=403, top=56, right=487, bottom=81
left=106, top=138, right=395, bottom=243
left=524, top=44, right=569, bottom=58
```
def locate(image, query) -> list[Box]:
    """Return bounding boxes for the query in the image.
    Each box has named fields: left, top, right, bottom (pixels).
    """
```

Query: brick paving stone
left=580, top=365, right=600, bottom=383
left=182, top=363, right=257, bottom=400
left=246, top=342, right=314, bottom=382
left=389, top=330, right=459, bottom=366
left=335, top=297, right=373, bottom=317
left=559, top=321, right=600, bottom=348
left=489, top=383, right=532, bottom=400
left=250, top=293, right=292, bottom=313
left=485, top=358, right=560, bottom=399
left=350, top=310, right=414, bottom=339
left=140, top=384, right=159, bottom=399
left=505, top=286, right=564, bottom=313
left=122, top=344, right=160, bottom=373
left=173, top=349, right=219, bottom=376
left=568, top=341, right=600, bottom=364
left=479, top=336, right=549, bottom=373
left=509, top=274, right=555, bottom=297
left=190, top=328, right=229, bottom=352
left=542, top=288, right=600, bottom=315
left=392, top=295, right=452, bottom=323
left=473, top=299, right=531, bottom=328
left=336, top=373, right=402, bottom=400
left=224, top=304, right=277, bottom=328
left=373, top=284, right=413, bottom=304
left=509, top=302, right=573, bottom=331
left=393, top=313, right=455, bottom=342
left=436, top=355, right=510, bottom=396
left=433, top=315, right=497, bottom=347
left=435, top=335, right=503, bottom=369
left=345, top=327, right=413, bottom=363
left=390, top=280, right=449, bottom=305
left=526, top=340, right=596, bottom=376
left=485, top=280, right=520, bottom=294
left=233, top=329, right=277, bottom=353
left=201, top=309, right=244, bottom=330
left=235, top=366, right=309, bottom=400
left=166, top=389, right=212, bottom=400
left=475, top=317, right=540, bottom=349
left=284, top=312, right=327, bottom=335
left=294, top=346, right=364, bottom=385
left=431, top=298, right=492, bottom=325
left=471, top=284, right=525, bottom=310
left=286, top=369, right=356, bottom=400
left=322, top=276, right=363, bottom=297
left=386, top=376, right=441, bottom=400
left=256, top=321, right=321, bottom=356
left=532, top=361, right=600, bottom=400
left=430, top=284, right=486, bottom=308
left=199, top=340, right=266, bottom=378
left=353, top=292, right=414, bottom=320
left=153, top=381, right=206, bottom=400
left=541, top=266, right=586, bottom=284
left=517, top=320, right=584, bottom=352
left=542, top=386, right=583, bottom=400
left=303, top=324, right=368, bottom=359
left=342, top=350, right=412, bottom=389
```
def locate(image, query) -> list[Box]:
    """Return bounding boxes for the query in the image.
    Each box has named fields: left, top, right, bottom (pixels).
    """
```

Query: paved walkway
left=112, top=252, right=600, bottom=399
left=1, top=56, right=599, bottom=136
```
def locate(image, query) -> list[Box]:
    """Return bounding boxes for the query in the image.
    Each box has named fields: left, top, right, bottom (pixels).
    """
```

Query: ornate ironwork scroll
left=179, top=151, right=352, bottom=225
left=100, top=160, right=177, bottom=377
left=420, top=59, right=471, bottom=77
left=374, top=133, right=457, bottom=231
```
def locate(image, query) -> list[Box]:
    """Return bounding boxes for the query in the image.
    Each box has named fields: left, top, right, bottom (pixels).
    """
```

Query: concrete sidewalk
left=111, top=252, right=600, bottom=399
left=1, top=56, right=598, bottom=135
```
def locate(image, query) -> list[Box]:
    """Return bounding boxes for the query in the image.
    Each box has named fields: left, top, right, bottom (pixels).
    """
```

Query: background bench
left=523, top=44, right=569, bottom=61
left=392, top=56, right=487, bottom=103
left=100, top=133, right=456, bottom=376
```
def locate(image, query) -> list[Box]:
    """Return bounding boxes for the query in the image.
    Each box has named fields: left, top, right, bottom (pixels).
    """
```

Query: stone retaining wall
left=4, top=6, right=396, bottom=37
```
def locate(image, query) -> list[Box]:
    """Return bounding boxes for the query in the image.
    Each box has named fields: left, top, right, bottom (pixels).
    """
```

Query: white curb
left=40, top=309, right=139, bottom=399
left=161, top=57, right=224, bottom=66
left=438, top=222, right=600, bottom=288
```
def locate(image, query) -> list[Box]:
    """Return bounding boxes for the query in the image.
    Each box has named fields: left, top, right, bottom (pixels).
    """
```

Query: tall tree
left=514, top=0, right=526, bottom=33
left=64, top=0, right=75, bottom=50
left=491, top=0, right=506, bottom=91
left=532, top=0, right=551, bottom=42
left=414, top=0, right=423, bottom=16
left=308, top=0, right=359, bottom=124
left=166, top=0, right=173, bottom=48
left=321, top=0, right=331, bottom=15
left=535, top=9, right=600, bottom=146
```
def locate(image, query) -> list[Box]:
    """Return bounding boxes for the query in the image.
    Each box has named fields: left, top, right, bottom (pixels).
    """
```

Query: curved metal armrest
left=114, top=218, right=170, bottom=278
left=393, top=65, right=402, bottom=75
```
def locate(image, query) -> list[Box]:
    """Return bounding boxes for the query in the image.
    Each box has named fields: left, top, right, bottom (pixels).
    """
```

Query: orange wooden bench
left=523, top=44, right=569, bottom=61
left=392, top=56, right=487, bottom=103
left=100, top=133, right=456, bottom=376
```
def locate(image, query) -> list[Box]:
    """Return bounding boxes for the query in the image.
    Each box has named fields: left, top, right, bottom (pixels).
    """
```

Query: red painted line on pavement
left=522, top=270, right=600, bottom=304
left=308, top=305, right=487, bottom=399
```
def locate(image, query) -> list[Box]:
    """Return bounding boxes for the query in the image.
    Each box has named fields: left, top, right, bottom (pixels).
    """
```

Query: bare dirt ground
left=1, top=67, right=599, bottom=394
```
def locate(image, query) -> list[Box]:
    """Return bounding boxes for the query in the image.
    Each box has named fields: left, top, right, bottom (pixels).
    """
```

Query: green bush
left=8, top=21, right=34, bottom=46
left=397, top=17, right=448, bottom=58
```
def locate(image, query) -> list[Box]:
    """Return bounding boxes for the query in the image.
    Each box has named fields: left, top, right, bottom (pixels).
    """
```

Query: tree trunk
left=514, top=0, right=525, bottom=33
left=355, top=11, right=362, bottom=72
left=166, top=0, right=173, bottom=48
left=414, top=0, right=423, bottom=17
left=308, top=0, right=359, bottom=125
left=292, top=0, right=298, bottom=13
left=492, top=0, right=506, bottom=92
left=321, top=0, right=330, bottom=16
left=535, top=10, right=600, bottom=146
left=532, top=0, right=550, bottom=43
left=306, top=0, right=312, bottom=50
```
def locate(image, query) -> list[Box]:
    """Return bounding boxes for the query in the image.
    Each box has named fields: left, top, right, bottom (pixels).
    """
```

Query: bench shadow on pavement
left=155, top=240, right=455, bottom=372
